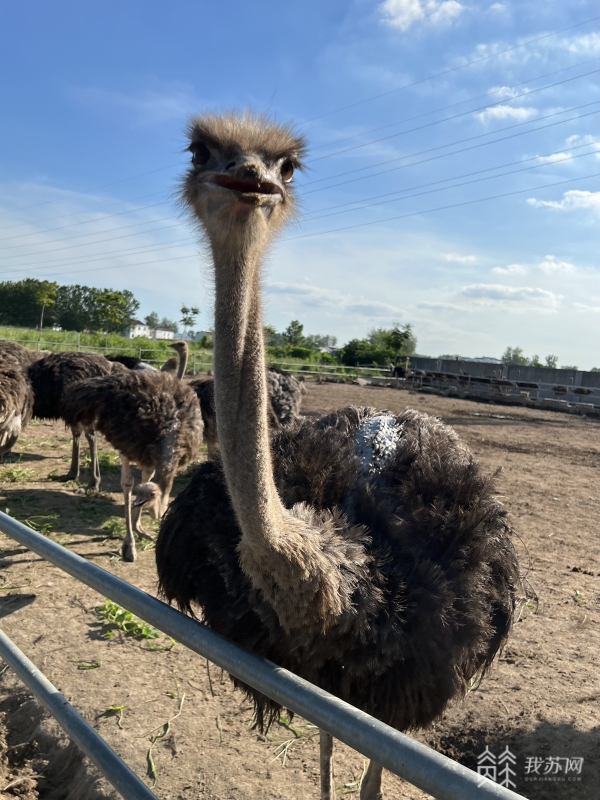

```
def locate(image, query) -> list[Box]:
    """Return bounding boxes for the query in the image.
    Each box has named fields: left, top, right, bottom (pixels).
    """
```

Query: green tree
left=160, top=316, right=179, bottom=333
left=144, top=312, right=160, bottom=328
left=283, top=320, right=304, bottom=346
left=545, top=355, right=559, bottom=368
left=180, top=305, right=200, bottom=335
left=529, top=354, right=543, bottom=368
left=501, top=346, right=529, bottom=366
left=369, top=324, right=417, bottom=358
left=34, top=281, right=58, bottom=329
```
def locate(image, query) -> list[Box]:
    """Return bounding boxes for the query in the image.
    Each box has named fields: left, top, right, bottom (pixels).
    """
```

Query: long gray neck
left=212, top=236, right=285, bottom=541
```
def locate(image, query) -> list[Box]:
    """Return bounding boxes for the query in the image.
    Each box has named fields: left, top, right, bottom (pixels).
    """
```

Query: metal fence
left=0, top=510, right=527, bottom=800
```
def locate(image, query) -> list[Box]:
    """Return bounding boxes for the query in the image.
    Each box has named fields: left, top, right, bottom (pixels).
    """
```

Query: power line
left=0, top=238, right=196, bottom=272
left=286, top=174, right=600, bottom=240
left=0, top=189, right=167, bottom=234
left=0, top=63, right=582, bottom=245
left=2, top=174, right=595, bottom=280
left=301, top=15, right=600, bottom=124
left=308, top=58, right=599, bottom=153
left=0, top=222, right=183, bottom=260
left=308, top=69, right=599, bottom=163
left=4, top=64, right=593, bottom=248
left=0, top=215, right=183, bottom=254
left=303, top=141, right=600, bottom=220
left=0, top=163, right=181, bottom=217
left=302, top=105, right=600, bottom=194
left=0, top=200, right=172, bottom=243
left=1, top=107, right=595, bottom=262
left=7, top=150, right=594, bottom=278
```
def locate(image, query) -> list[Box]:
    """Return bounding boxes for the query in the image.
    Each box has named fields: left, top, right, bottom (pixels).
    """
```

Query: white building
left=127, top=321, right=175, bottom=340
left=153, top=326, right=175, bottom=341
left=193, top=330, right=214, bottom=342
left=127, top=320, right=150, bottom=339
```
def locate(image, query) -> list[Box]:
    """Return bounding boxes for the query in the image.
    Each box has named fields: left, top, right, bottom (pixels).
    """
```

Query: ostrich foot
left=87, top=476, right=101, bottom=491
left=121, top=537, right=137, bottom=563
left=320, top=731, right=333, bottom=800
left=360, top=761, right=383, bottom=800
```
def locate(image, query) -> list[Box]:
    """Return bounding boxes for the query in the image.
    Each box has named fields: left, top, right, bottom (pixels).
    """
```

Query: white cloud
left=491, top=263, right=527, bottom=275
left=267, top=282, right=404, bottom=319
left=442, top=252, right=477, bottom=263
left=537, top=255, right=577, bottom=275
left=459, top=284, right=560, bottom=307
left=489, top=3, right=507, bottom=11
left=466, top=31, right=599, bottom=70
left=535, top=152, right=571, bottom=165
left=380, top=0, right=464, bottom=32
left=527, top=190, right=600, bottom=216
left=573, top=303, right=600, bottom=313
left=417, top=301, right=466, bottom=311
left=475, top=105, right=537, bottom=123
left=488, top=85, right=521, bottom=100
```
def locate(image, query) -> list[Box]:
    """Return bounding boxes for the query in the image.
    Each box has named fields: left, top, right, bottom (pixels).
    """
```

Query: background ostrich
left=155, top=112, right=521, bottom=800
left=27, top=352, right=124, bottom=489
left=63, top=369, right=202, bottom=561
left=0, top=354, right=33, bottom=456
left=0, top=341, right=48, bottom=368
left=189, top=368, right=304, bottom=454
left=106, top=354, right=157, bottom=371
left=160, top=340, right=189, bottom=376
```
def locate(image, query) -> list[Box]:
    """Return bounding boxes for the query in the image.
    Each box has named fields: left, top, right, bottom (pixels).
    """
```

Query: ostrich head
left=180, top=111, right=306, bottom=250
left=169, top=341, right=188, bottom=354
left=132, top=482, right=162, bottom=519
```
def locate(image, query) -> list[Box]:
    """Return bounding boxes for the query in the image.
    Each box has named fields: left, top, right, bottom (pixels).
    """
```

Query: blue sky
left=0, top=1, right=598, bottom=366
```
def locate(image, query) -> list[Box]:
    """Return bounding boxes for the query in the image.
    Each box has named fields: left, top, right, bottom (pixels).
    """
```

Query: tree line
left=0, top=279, right=140, bottom=334
left=266, top=319, right=417, bottom=365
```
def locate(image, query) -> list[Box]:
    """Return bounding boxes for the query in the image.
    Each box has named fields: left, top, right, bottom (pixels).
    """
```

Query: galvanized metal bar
left=0, top=511, right=527, bottom=800
left=0, top=628, right=157, bottom=800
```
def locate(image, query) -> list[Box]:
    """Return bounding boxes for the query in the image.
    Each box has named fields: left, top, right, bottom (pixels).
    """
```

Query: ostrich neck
left=176, top=347, right=188, bottom=379
left=212, top=240, right=285, bottom=541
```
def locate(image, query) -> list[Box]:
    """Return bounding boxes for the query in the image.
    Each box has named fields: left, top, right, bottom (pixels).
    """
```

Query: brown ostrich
left=27, top=352, right=125, bottom=488
left=0, top=341, right=49, bottom=368
left=155, top=112, right=521, bottom=800
left=0, top=354, right=34, bottom=457
left=159, top=339, right=189, bottom=376
left=188, top=368, right=303, bottom=454
left=63, top=368, right=202, bottom=562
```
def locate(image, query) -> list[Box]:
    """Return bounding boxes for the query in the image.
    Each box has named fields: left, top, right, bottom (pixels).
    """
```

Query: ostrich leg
left=320, top=730, right=334, bottom=800
left=64, top=425, right=81, bottom=481
left=360, top=761, right=383, bottom=800
left=120, top=456, right=137, bottom=562
left=131, top=467, right=155, bottom=539
left=84, top=428, right=101, bottom=490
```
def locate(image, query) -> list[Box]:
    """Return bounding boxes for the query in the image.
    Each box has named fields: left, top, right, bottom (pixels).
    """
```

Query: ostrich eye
left=280, top=160, right=295, bottom=182
left=191, top=143, right=211, bottom=167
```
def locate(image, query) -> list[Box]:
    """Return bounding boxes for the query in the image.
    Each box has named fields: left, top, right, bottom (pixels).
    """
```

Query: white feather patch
left=354, top=414, right=403, bottom=476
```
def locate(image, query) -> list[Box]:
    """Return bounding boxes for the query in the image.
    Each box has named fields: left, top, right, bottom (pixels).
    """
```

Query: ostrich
left=0, top=355, right=34, bottom=456
left=155, top=112, right=521, bottom=800
left=189, top=368, right=303, bottom=454
left=63, top=368, right=202, bottom=562
left=160, top=340, right=189, bottom=376
left=106, top=354, right=158, bottom=371
left=27, top=351, right=125, bottom=489
left=0, top=341, right=48, bottom=368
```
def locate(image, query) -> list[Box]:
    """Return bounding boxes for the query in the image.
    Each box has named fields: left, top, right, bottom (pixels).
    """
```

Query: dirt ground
left=0, top=381, right=598, bottom=800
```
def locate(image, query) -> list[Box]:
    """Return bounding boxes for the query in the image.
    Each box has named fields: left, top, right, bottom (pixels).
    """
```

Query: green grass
left=82, top=450, right=121, bottom=472
left=96, top=599, right=176, bottom=651
left=0, top=466, right=32, bottom=483
left=0, top=325, right=213, bottom=367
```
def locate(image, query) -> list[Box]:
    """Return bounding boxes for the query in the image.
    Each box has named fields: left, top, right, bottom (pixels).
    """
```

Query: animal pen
left=0, top=510, right=527, bottom=800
